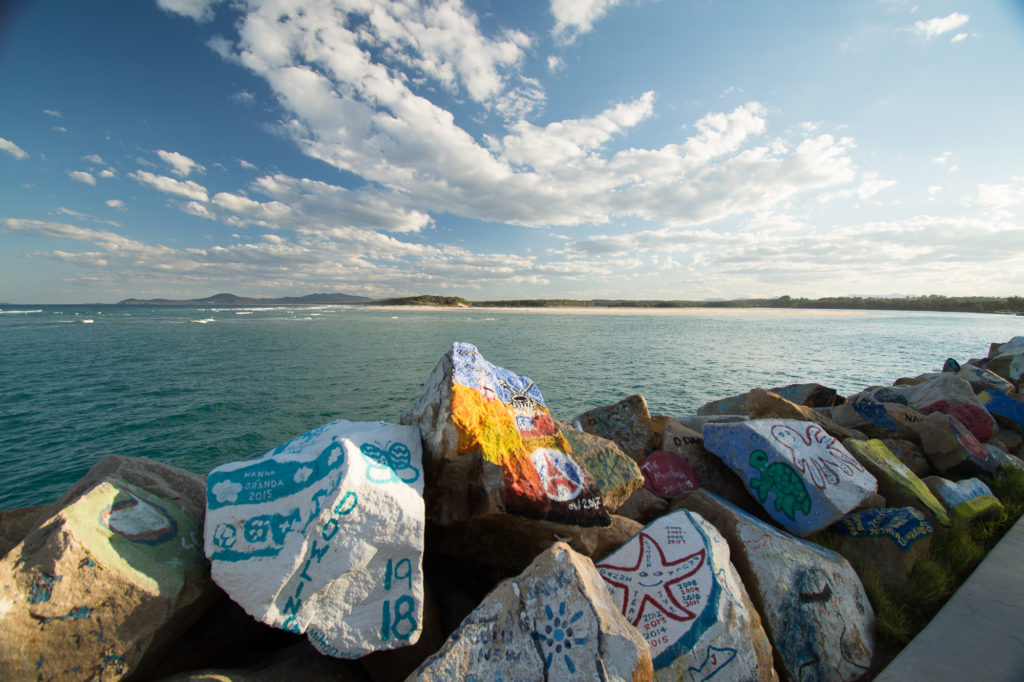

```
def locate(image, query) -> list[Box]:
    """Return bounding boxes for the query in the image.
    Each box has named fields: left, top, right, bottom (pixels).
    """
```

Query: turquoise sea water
left=1, top=304, right=1020, bottom=509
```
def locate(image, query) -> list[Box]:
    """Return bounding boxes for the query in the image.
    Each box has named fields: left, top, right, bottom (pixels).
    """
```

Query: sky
left=2, top=1, right=1024, bottom=303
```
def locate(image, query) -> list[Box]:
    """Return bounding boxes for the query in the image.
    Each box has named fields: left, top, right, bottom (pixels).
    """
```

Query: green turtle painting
left=748, top=449, right=812, bottom=520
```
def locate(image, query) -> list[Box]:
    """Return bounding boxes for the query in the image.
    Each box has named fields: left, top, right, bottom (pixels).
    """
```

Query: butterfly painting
left=360, top=441, right=420, bottom=484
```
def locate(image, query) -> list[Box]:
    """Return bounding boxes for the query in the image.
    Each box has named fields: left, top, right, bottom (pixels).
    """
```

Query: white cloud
left=53, top=126, right=68, bottom=134
left=106, top=199, right=126, bottom=210
left=547, top=55, right=565, bottom=72
left=157, top=149, right=205, bottom=177
left=238, top=159, right=257, bottom=170
left=99, top=169, right=116, bottom=179
left=131, top=170, right=209, bottom=202
left=977, top=179, right=1024, bottom=218
left=43, top=109, right=61, bottom=117
left=932, top=151, right=952, bottom=164
left=83, top=154, right=104, bottom=164
left=0, top=137, right=29, bottom=160
left=551, top=0, right=626, bottom=44
left=156, top=0, right=223, bottom=22
left=913, top=12, right=969, bottom=39
left=68, top=171, right=97, bottom=185
left=951, top=32, right=968, bottom=43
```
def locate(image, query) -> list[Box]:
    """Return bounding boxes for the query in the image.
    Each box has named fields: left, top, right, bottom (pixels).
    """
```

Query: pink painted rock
left=853, top=375, right=996, bottom=442
left=640, top=450, right=701, bottom=499
left=918, top=412, right=1000, bottom=476
left=596, top=510, right=777, bottom=681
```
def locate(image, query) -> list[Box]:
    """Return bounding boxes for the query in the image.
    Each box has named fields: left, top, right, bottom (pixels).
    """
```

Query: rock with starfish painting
left=702, top=420, right=878, bottom=537
left=595, top=510, right=777, bottom=681
left=409, top=542, right=652, bottom=681
left=673, top=490, right=875, bottom=682
left=205, top=419, right=426, bottom=658
left=402, top=342, right=609, bottom=527
left=0, top=457, right=214, bottom=680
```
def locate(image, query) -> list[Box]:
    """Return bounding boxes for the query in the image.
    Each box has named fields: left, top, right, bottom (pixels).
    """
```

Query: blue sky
left=2, top=0, right=1023, bottom=303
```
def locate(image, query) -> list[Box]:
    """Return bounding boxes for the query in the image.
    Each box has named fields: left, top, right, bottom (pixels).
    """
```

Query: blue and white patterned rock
left=596, top=510, right=777, bottom=681
left=923, top=476, right=1004, bottom=522
left=674, top=490, right=874, bottom=682
left=410, top=542, right=652, bottom=681
left=205, top=419, right=425, bottom=658
left=702, top=420, right=877, bottom=536
left=831, top=507, right=934, bottom=581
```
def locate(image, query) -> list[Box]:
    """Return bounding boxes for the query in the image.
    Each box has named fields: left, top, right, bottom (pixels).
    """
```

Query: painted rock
left=574, top=394, right=660, bottom=461
left=954, top=363, right=1016, bottom=393
left=639, top=450, right=701, bottom=499
left=923, top=476, right=1005, bottom=522
left=831, top=507, right=934, bottom=581
left=675, top=490, right=875, bottom=682
left=0, top=458, right=212, bottom=681
left=977, top=388, right=1024, bottom=431
left=558, top=421, right=644, bottom=511
left=871, top=375, right=996, bottom=442
left=409, top=542, right=653, bottom=681
left=616, top=486, right=670, bottom=525
left=402, top=342, right=608, bottom=526
left=985, top=444, right=1024, bottom=474
left=822, top=401, right=926, bottom=441
left=702, top=420, right=878, bottom=536
left=985, top=337, right=1024, bottom=384
left=746, top=388, right=855, bottom=440
left=842, top=438, right=949, bottom=527
left=918, top=412, right=1000, bottom=475
left=205, top=419, right=425, bottom=658
left=881, top=438, right=931, bottom=477
left=661, top=419, right=751, bottom=505
left=596, top=511, right=777, bottom=681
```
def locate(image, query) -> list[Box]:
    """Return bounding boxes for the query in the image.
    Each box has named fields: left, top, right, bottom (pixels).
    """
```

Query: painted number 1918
left=381, top=557, right=417, bottom=641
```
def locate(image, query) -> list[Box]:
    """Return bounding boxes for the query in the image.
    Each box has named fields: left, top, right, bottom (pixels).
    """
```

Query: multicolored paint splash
left=449, top=342, right=608, bottom=526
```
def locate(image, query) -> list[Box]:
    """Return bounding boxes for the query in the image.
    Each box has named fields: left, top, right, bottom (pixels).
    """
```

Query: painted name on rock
left=703, top=419, right=877, bottom=536
left=639, top=450, right=701, bottom=499
left=833, top=507, right=933, bottom=551
left=448, top=342, right=608, bottom=525
left=205, top=419, right=425, bottom=658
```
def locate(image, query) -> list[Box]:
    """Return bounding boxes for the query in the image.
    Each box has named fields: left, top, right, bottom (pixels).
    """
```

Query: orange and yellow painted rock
left=449, top=342, right=608, bottom=525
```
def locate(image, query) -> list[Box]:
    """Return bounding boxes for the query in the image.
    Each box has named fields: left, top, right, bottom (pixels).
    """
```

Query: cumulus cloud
left=157, top=150, right=205, bottom=177
left=551, top=0, right=626, bottom=44
left=99, top=169, right=116, bottom=179
left=914, top=12, right=969, bottom=39
left=43, top=109, right=62, bottom=117
left=106, top=199, right=126, bottom=210
left=83, top=154, right=104, bottom=164
left=156, top=0, right=223, bottom=21
left=977, top=179, right=1024, bottom=218
left=131, top=170, right=209, bottom=202
left=68, top=171, right=97, bottom=185
left=0, top=137, right=29, bottom=160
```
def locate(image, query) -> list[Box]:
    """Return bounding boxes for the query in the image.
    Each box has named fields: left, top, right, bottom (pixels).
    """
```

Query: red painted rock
left=640, top=450, right=701, bottom=499
left=918, top=412, right=1000, bottom=476
left=856, top=375, right=996, bottom=442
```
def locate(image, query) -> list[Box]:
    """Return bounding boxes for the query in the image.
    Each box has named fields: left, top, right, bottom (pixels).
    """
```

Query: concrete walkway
left=874, top=515, right=1024, bottom=681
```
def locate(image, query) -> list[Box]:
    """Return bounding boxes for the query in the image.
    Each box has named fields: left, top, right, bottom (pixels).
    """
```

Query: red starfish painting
left=596, top=532, right=707, bottom=627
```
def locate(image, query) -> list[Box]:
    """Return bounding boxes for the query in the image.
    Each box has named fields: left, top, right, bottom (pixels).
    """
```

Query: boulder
left=702, top=420, right=878, bottom=536
left=977, top=388, right=1024, bottom=432
left=881, top=438, right=931, bottom=477
left=923, top=477, right=1005, bottom=522
left=0, top=458, right=213, bottom=680
left=639, top=450, right=701, bottom=499
left=409, top=542, right=653, bottom=681
left=153, top=641, right=364, bottom=682
left=985, top=445, right=1024, bottom=474
left=557, top=421, right=644, bottom=512
left=205, top=419, right=425, bottom=658
left=615, top=487, right=669, bottom=525
left=824, top=401, right=926, bottom=441
left=660, top=419, right=752, bottom=506
left=989, top=428, right=1024, bottom=457
left=830, top=507, right=933, bottom=581
left=402, top=342, right=608, bottom=526
left=0, top=503, right=48, bottom=558
left=574, top=394, right=660, bottom=461
left=746, top=388, right=855, bottom=440
left=672, top=490, right=875, bottom=682
left=918, top=413, right=1000, bottom=475
left=842, top=438, right=950, bottom=527
left=862, top=375, right=997, bottom=442
left=697, top=384, right=842, bottom=416
left=985, top=337, right=1024, bottom=385
left=425, top=513, right=642, bottom=574
left=595, top=510, right=777, bottom=681
left=954, top=363, right=1016, bottom=393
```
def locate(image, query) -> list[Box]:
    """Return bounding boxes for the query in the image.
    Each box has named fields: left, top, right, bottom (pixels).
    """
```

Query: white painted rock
left=0, top=458, right=211, bottom=681
left=675, top=490, right=875, bottom=682
left=702, top=420, right=877, bottom=536
left=409, top=542, right=652, bottom=681
left=401, top=342, right=608, bottom=526
left=205, top=419, right=425, bottom=658
left=595, top=510, right=777, bottom=681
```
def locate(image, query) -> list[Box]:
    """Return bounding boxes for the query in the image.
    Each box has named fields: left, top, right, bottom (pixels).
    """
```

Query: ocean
left=1, top=304, right=1020, bottom=510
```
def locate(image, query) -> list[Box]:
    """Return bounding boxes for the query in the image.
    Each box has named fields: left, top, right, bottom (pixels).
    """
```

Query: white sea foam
left=235, top=311, right=253, bottom=315
left=192, top=318, right=216, bottom=324
left=78, top=319, right=94, bottom=324
left=0, top=309, right=43, bottom=314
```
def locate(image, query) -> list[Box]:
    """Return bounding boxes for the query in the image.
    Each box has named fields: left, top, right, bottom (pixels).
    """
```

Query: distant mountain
left=117, top=292, right=373, bottom=306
